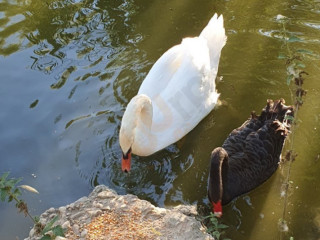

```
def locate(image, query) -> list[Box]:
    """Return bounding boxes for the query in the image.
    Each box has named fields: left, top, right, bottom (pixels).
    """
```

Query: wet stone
left=25, top=185, right=213, bottom=240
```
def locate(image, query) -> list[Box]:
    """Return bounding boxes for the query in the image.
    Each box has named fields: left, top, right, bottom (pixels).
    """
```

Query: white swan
left=119, top=13, right=227, bottom=172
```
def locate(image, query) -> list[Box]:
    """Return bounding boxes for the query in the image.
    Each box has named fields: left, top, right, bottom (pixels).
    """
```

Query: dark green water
left=1, top=0, right=320, bottom=239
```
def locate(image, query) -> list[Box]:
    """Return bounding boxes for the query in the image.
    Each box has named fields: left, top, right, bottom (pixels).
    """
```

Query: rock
left=92, top=201, right=103, bottom=209
left=80, top=229, right=88, bottom=238
left=97, top=190, right=115, bottom=199
left=173, top=204, right=198, bottom=216
left=86, top=209, right=102, bottom=217
left=61, top=220, right=70, bottom=229
left=28, top=228, right=35, bottom=238
left=72, top=223, right=80, bottom=236
left=25, top=185, right=214, bottom=240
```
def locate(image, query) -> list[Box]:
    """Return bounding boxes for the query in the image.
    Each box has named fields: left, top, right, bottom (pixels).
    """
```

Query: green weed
left=202, top=212, right=231, bottom=240
left=0, top=172, right=65, bottom=239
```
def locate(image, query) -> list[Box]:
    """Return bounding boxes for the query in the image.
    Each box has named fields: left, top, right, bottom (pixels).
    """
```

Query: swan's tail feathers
left=258, top=99, right=294, bottom=125
left=200, top=13, right=227, bottom=70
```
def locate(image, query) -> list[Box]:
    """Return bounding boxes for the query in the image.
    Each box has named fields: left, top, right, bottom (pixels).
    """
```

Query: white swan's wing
left=138, top=44, right=184, bottom=98
left=150, top=37, right=219, bottom=151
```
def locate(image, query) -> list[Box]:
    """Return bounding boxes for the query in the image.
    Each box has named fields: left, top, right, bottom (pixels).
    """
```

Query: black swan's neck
left=208, top=147, right=229, bottom=205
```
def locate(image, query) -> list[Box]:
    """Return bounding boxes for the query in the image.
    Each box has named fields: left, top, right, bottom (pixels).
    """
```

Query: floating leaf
left=29, top=99, right=39, bottom=109
left=19, top=185, right=39, bottom=194
left=288, top=35, right=301, bottom=42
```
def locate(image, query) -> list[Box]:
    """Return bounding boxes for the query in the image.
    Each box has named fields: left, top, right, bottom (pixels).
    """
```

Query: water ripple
left=302, top=21, right=320, bottom=30
left=31, top=55, right=60, bottom=74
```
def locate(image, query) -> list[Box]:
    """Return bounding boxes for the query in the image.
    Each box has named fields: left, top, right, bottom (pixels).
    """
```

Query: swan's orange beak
left=212, top=200, right=222, bottom=218
left=121, top=151, right=132, bottom=173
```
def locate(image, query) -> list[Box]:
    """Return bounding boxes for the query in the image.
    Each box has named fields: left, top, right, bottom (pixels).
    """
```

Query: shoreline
left=25, top=185, right=213, bottom=240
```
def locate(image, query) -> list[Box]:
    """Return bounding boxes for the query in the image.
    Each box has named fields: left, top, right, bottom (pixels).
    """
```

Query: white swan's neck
left=119, top=94, right=157, bottom=156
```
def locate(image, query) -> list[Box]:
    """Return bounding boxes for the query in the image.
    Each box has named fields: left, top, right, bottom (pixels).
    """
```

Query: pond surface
left=1, top=0, right=320, bottom=239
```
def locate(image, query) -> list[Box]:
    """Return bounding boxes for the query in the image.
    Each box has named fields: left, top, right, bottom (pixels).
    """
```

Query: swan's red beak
left=212, top=200, right=222, bottom=218
left=121, top=152, right=132, bottom=173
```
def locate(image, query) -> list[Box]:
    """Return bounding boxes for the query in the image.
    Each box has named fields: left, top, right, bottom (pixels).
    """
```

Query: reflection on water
left=1, top=0, right=320, bottom=239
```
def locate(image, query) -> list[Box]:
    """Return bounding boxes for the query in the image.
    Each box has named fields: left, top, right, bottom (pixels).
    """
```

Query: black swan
left=208, top=99, right=294, bottom=217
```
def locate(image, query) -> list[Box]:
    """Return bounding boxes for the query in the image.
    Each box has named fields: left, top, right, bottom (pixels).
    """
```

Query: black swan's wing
left=222, top=99, right=294, bottom=202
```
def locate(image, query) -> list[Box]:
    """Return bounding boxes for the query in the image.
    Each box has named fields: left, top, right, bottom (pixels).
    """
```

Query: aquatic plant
left=0, top=172, right=65, bottom=240
left=276, top=14, right=309, bottom=239
left=202, top=212, right=230, bottom=240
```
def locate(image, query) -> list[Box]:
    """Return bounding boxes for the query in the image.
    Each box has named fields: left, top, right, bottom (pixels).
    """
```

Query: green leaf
left=217, top=224, right=229, bottom=229
left=207, top=226, right=215, bottom=232
left=13, top=188, right=22, bottom=198
left=203, top=213, right=215, bottom=220
left=40, top=235, right=52, bottom=240
left=0, top=189, right=7, bottom=202
left=211, top=217, right=218, bottom=223
left=42, top=215, right=59, bottom=234
left=6, top=178, right=22, bottom=188
left=52, top=225, right=65, bottom=237
left=34, top=216, right=40, bottom=223
left=0, top=172, right=10, bottom=182
left=288, top=35, right=301, bottom=42
left=213, top=230, right=221, bottom=239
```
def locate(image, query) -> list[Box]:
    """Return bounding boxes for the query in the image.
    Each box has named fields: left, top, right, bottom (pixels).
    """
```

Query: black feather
left=208, top=99, right=294, bottom=205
